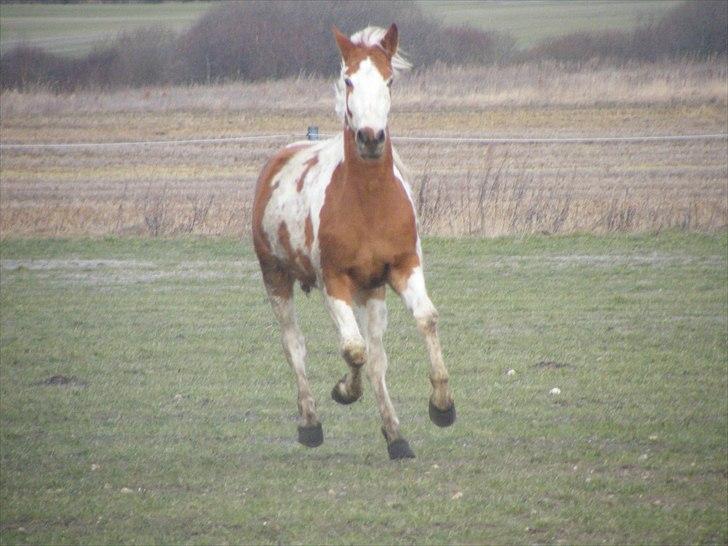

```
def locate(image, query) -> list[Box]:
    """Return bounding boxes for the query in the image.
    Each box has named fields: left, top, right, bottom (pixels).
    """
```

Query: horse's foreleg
left=363, top=289, right=415, bottom=459
left=323, top=277, right=366, bottom=405
left=392, top=264, right=456, bottom=428
left=266, top=279, right=323, bottom=447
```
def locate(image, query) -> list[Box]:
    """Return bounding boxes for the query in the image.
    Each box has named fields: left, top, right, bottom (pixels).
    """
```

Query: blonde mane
left=349, top=26, right=412, bottom=74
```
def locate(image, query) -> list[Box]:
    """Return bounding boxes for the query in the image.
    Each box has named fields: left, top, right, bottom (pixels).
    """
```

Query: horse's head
left=333, top=24, right=409, bottom=160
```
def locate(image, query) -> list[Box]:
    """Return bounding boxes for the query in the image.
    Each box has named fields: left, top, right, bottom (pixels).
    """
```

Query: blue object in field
left=307, top=126, right=319, bottom=141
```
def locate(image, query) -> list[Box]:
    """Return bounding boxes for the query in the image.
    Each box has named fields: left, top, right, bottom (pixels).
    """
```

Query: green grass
left=0, top=1, right=681, bottom=56
left=0, top=2, right=212, bottom=56
left=418, top=0, right=680, bottom=47
left=1, top=233, right=726, bottom=544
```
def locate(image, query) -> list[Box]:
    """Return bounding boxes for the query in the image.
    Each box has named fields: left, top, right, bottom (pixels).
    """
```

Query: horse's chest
left=321, top=227, right=408, bottom=287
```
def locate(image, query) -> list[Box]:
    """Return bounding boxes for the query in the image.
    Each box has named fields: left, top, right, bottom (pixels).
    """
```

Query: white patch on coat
left=400, top=266, right=436, bottom=322
left=261, top=134, right=344, bottom=287
left=324, top=293, right=365, bottom=351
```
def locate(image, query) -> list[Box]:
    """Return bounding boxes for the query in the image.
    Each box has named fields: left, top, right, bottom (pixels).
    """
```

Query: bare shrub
left=0, top=27, right=175, bottom=91
left=0, top=45, right=118, bottom=91
left=0, top=46, right=69, bottom=90
left=141, top=185, right=168, bottom=237
left=171, top=0, right=510, bottom=83
left=107, top=27, right=177, bottom=88
left=431, top=26, right=516, bottom=65
left=176, top=194, right=215, bottom=235
left=1, top=0, right=513, bottom=90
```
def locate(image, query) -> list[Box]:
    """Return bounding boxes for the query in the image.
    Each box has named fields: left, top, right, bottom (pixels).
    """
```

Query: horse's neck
left=341, top=126, right=396, bottom=201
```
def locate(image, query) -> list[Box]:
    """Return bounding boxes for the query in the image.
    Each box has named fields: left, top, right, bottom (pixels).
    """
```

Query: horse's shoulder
left=256, top=142, right=313, bottom=186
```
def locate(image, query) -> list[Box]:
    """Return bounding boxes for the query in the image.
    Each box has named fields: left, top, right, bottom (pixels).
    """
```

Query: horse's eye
left=344, top=78, right=353, bottom=88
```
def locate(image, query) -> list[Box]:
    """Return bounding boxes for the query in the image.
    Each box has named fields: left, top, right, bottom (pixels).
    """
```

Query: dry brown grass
left=1, top=61, right=726, bottom=238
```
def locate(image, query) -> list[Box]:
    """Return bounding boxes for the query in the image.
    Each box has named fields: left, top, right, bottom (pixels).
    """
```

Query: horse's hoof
left=297, top=423, right=324, bottom=447
left=331, top=378, right=361, bottom=405
left=429, top=399, right=456, bottom=427
left=387, top=438, right=416, bottom=460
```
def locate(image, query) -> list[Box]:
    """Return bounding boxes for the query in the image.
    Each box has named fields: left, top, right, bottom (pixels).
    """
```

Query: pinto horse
left=252, top=24, right=455, bottom=459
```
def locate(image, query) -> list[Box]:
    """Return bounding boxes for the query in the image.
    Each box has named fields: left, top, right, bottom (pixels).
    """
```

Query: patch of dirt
left=486, top=254, right=725, bottom=269
left=534, top=361, right=573, bottom=370
left=1, top=258, right=260, bottom=287
left=35, top=375, right=87, bottom=388
left=1, top=259, right=155, bottom=271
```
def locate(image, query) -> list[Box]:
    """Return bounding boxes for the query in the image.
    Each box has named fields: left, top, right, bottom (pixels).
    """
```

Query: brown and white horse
left=252, top=24, right=455, bottom=459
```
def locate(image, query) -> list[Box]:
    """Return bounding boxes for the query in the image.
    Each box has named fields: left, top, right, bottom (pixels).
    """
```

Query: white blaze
left=345, top=58, right=391, bottom=134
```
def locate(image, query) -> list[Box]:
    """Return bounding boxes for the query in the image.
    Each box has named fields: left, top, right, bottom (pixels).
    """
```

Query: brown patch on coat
left=318, top=126, right=418, bottom=303
left=277, top=221, right=317, bottom=294
left=343, top=47, right=393, bottom=80
left=387, top=253, right=421, bottom=294
left=304, top=215, right=314, bottom=250
left=251, top=143, right=311, bottom=298
left=296, top=156, right=319, bottom=192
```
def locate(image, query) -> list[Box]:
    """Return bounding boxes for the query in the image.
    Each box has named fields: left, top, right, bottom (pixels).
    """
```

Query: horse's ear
left=380, top=23, right=398, bottom=58
left=333, top=26, right=355, bottom=61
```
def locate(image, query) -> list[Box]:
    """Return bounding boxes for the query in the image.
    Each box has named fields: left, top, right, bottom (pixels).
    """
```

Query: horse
left=251, top=24, right=455, bottom=459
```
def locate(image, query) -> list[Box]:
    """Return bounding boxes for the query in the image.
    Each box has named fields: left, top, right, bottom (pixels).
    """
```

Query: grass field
left=418, top=0, right=681, bottom=47
left=0, top=1, right=681, bottom=56
left=0, top=2, right=211, bottom=57
left=1, top=232, right=726, bottom=544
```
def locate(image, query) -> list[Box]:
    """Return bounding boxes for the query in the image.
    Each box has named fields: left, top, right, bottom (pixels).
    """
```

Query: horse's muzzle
left=356, top=128, right=386, bottom=160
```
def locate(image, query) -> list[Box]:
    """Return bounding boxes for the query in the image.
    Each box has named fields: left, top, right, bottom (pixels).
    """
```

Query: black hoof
left=387, top=438, right=416, bottom=460
left=297, top=423, right=324, bottom=447
left=331, top=378, right=360, bottom=405
left=429, top=399, right=456, bottom=427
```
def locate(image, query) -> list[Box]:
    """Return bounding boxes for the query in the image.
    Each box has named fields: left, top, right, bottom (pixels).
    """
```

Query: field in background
left=418, top=0, right=680, bottom=47
left=1, top=0, right=681, bottom=57
left=0, top=2, right=211, bottom=57
left=1, top=233, right=726, bottom=544
left=1, top=60, right=726, bottom=238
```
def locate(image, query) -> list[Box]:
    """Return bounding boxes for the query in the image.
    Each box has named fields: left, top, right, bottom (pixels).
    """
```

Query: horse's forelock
left=349, top=26, right=411, bottom=75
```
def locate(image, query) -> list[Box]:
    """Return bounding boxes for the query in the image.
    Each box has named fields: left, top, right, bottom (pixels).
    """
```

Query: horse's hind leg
left=263, top=268, right=322, bottom=447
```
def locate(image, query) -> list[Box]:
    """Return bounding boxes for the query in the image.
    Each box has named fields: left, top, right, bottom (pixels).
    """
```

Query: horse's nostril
left=376, top=130, right=385, bottom=143
left=356, top=129, right=365, bottom=143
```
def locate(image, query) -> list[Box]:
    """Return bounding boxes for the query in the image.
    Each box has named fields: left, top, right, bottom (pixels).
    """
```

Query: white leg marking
left=323, top=294, right=366, bottom=362
left=364, top=297, right=402, bottom=442
left=399, top=267, right=454, bottom=411
left=323, top=293, right=366, bottom=400
left=268, top=294, right=318, bottom=426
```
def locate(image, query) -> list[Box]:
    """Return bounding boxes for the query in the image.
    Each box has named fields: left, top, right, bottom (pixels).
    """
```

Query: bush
left=0, top=0, right=509, bottom=90
left=171, top=0, right=511, bottom=83
left=0, top=28, right=175, bottom=91
left=109, top=27, right=177, bottom=87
